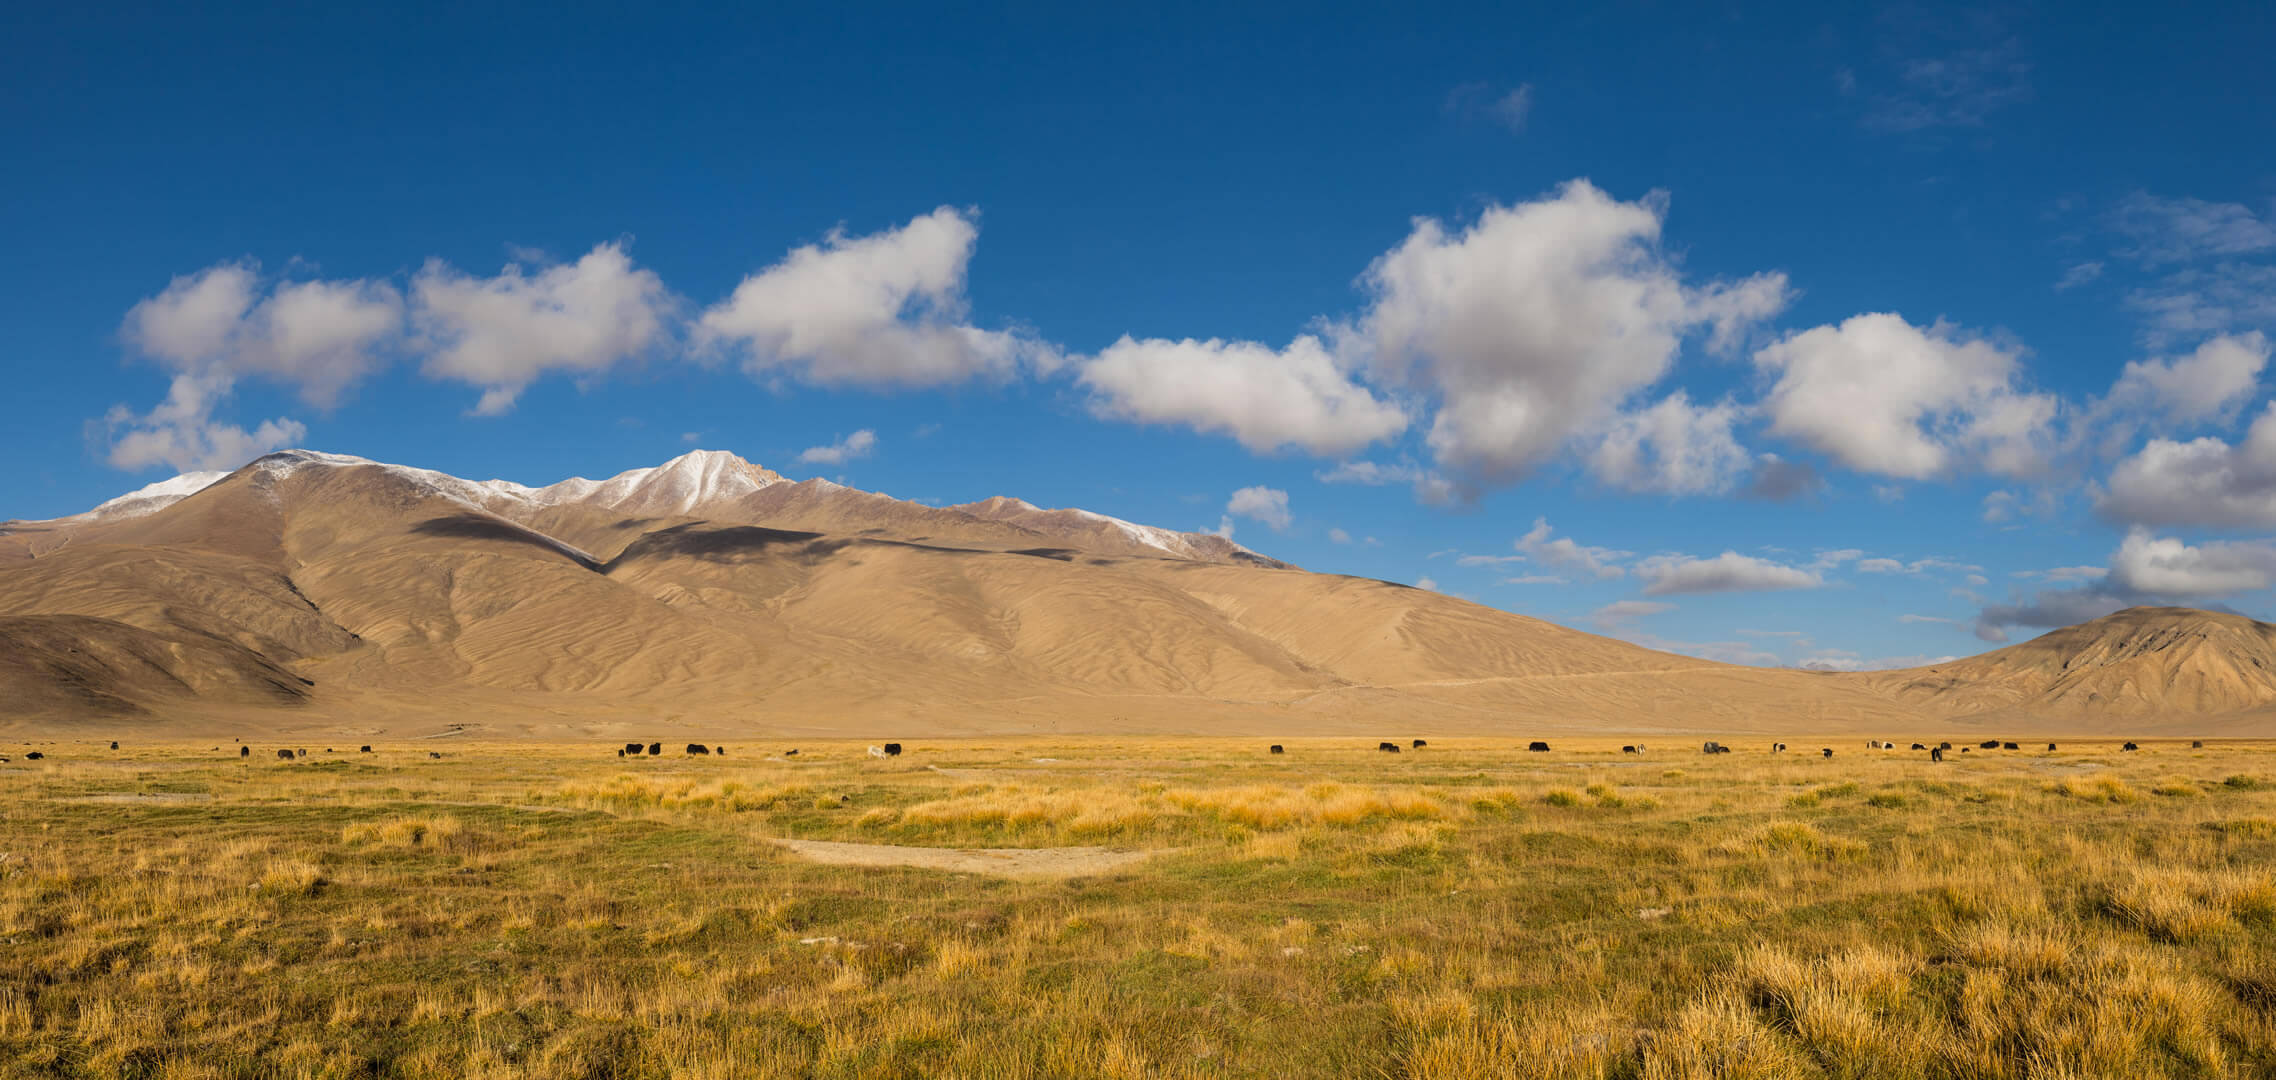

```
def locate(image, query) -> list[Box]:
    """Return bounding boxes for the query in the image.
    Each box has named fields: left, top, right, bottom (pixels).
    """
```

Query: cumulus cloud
left=2084, top=331, right=2266, bottom=429
left=1349, top=179, right=1789, bottom=486
left=699, top=207, right=1050, bottom=390
left=2108, top=529, right=2276, bottom=596
left=1587, top=392, right=1751, bottom=494
left=1225, top=486, right=1292, bottom=531
left=797, top=429, right=878, bottom=465
left=101, top=373, right=308, bottom=472
left=1633, top=551, right=1822, bottom=596
left=124, top=264, right=403, bottom=406
left=1328, top=527, right=1352, bottom=544
left=109, top=263, right=401, bottom=471
left=1080, top=335, right=1406, bottom=455
left=2098, top=401, right=2276, bottom=527
left=414, top=241, right=674, bottom=415
left=1512, top=518, right=1627, bottom=580
left=1755, top=313, right=2055, bottom=479
left=1971, top=532, right=2269, bottom=642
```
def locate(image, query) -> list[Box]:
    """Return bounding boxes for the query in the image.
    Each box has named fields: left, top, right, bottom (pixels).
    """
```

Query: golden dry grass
left=2, top=736, right=2274, bottom=1077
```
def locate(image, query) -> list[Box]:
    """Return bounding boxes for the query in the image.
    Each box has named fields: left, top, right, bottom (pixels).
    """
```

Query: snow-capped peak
left=93, top=471, right=229, bottom=512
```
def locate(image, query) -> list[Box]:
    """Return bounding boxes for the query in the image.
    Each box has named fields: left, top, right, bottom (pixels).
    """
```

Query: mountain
left=1864, top=606, right=2276, bottom=729
left=4, top=451, right=2269, bottom=737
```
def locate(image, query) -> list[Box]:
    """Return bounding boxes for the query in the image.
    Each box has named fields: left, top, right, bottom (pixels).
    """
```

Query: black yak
left=1527, top=741, right=1551, bottom=752
left=1270, top=745, right=1284, bottom=754
left=1378, top=742, right=1400, bottom=752
left=276, top=749, right=295, bottom=761
left=648, top=742, right=662, bottom=756
left=1412, top=739, right=1427, bottom=749
left=883, top=743, right=902, bottom=756
left=625, top=742, right=644, bottom=755
left=2123, top=742, right=2140, bottom=751
left=240, top=746, right=250, bottom=758
left=687, top=744, right=710, bottom=755
left=1822, top=748, right=1834, bottom=758
left=1931, top=747, right=1944, bottom=762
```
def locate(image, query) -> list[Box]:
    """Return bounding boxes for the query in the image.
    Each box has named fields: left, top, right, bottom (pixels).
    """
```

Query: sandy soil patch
left=770, top=838, right=1169, bottom=878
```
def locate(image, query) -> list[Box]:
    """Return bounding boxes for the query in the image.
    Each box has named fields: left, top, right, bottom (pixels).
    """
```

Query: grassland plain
left=4, top=736, right=2276, bottom=1079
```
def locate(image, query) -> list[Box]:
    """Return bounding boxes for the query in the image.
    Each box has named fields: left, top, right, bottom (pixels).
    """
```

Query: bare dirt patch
left=769, top=837, right=1169, bottom=878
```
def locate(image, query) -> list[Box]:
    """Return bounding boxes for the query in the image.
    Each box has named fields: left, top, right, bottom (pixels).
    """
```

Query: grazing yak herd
left=0, top=736, right=2217, bottom=767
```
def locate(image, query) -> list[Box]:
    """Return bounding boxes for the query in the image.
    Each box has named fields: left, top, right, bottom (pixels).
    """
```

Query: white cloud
left=1455, top=554, right=1527, bottom=567
left=1225, top=486, right=1292, bottom=531
left=110, top=263, right=399, bottom=470
left=1754, top=313, right=2055, bottom=479
left=1586, top=392, right=1751, bottom=494
left=1512, top=518, right=1627, bottom=580
left=413, top=241, right=674, bottom=415
left=699, top=207, right=1049, bottom=389
left=102, top=372, right=307, bottom=472
left=1081, top=335, right=1406, bottom=455
left=1328, top=527, right=1352, bottom=544
left=1633, top=551, right=1822, bottom=596
left=120, top=267, right=404, bottom=400
left=1809, top=549, right=1864, bottom=570
left=1502, top=574, right=1565, bottom=585
left=797, top=429, right=878, bottom=465
left=1415, top=576, right=1439, bottom=592
left=2098, top=401, right=2276, bottom=527
left=1349, top=179, right=1789, bottom=485
left=2102, top=332, right=2269, bottom=426
left=2045, top=565, right=2109, bottom=582
left=2108, top=529, right=2276, bottom=596
left=1897, top=614, right=1964, bottom=626
left=1857, top=558, right=1905, bottom=574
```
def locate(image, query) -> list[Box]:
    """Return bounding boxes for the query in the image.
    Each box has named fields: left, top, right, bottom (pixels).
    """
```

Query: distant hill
left=1865, top=606, right=2276, bottom=728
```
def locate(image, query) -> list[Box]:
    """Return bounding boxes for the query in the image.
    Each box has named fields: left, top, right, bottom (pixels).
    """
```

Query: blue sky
left=7, top=2, right=2275, bottom=669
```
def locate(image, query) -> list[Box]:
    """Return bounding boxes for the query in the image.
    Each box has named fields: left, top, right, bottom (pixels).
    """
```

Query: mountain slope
left=1866, top=607, right=2276, bottom=727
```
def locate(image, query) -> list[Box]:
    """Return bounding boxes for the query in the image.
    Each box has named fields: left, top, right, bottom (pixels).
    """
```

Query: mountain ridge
left=5, top=451, right=2273, bottom=737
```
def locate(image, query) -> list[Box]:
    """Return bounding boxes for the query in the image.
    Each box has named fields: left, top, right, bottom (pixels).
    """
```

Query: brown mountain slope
left=1865, top=607, right=2276, bottom=728
left=5, top=451, right=2272, bottom=736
